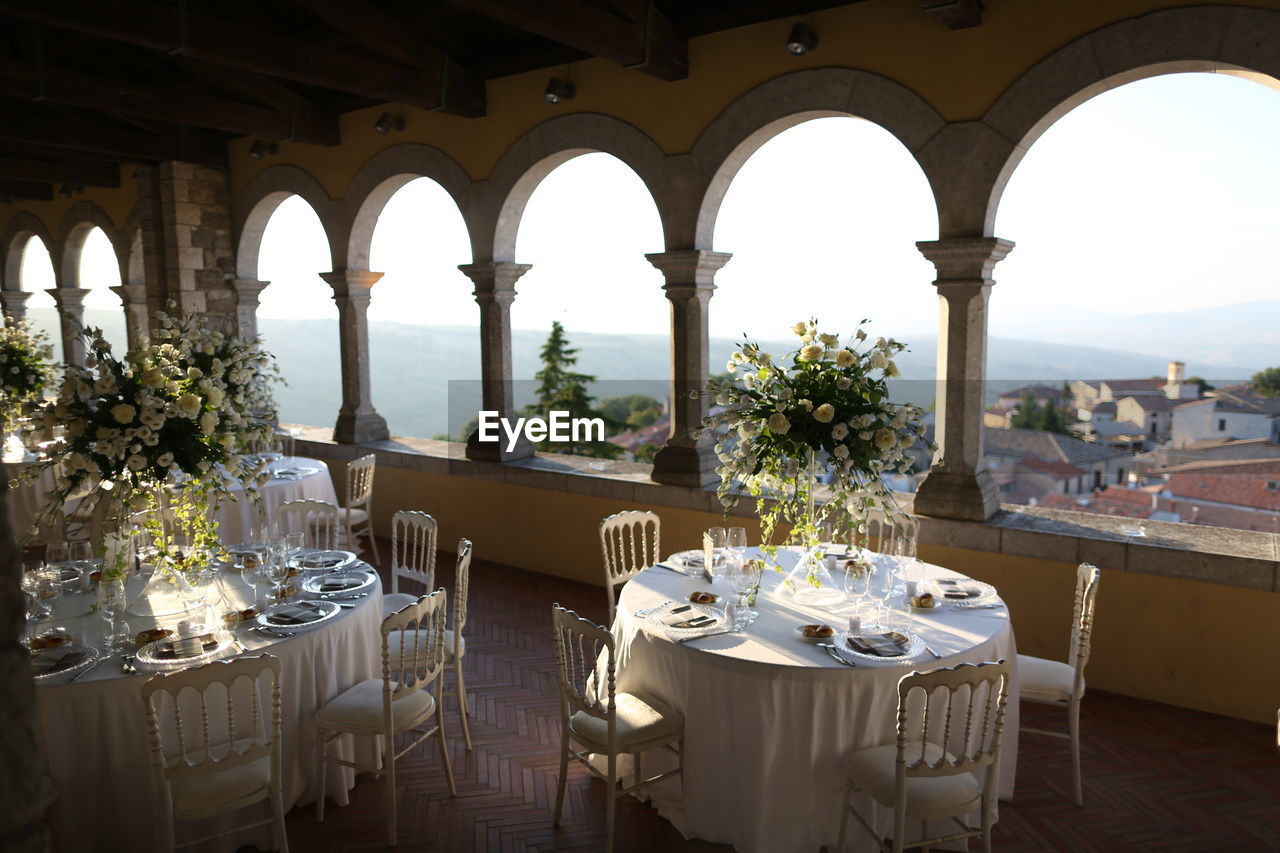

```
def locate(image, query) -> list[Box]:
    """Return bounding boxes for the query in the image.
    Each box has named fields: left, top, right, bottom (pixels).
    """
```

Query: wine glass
left=870, top=562, right=898, bottom=627
left=894, top=532, right=919, bottom=583
left=97, top=579, right=130, bottom=652
left=284, top=532, right=305, bottom=561
left=843, top=561, right=871, bottom=616
left=727, top=527, right=747, bottom=571
left=45, top=540, right=69, bottom=569
left=703, top=527, right=726, bottom=578
left=267, top=555, right=292, bottom=602
left=22, top=561, right=50, bottom=621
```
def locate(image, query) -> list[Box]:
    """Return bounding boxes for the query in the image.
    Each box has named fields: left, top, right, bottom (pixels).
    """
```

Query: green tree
left=633, top=443, right=660, bottom=464
left=1040, top=397, right=1070, bottom=435
left=1010, top=392, right=1070, bottom=434
left=599, top=394, right=663, bottom=429
left=1009, top=392, right=1039, bottom=429
left=1186, top=376, right=1214, bottom=396
left=1251, top=367, right=1280, bottom=398
left=523, top=322, right=622, bottom=459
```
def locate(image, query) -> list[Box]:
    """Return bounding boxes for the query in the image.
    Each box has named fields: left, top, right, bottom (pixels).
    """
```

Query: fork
left=121, top=654, right=137, bottom=674
left=817, top=644, right=857, bottom=667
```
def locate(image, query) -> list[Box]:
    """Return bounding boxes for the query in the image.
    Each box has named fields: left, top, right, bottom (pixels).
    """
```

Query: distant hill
left=22, top=306, right=1264, bottom=440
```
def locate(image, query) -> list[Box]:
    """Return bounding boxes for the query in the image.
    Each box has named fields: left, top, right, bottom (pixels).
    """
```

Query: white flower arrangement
left=0, top=319, right=55, bottom=434
left=699, top=319, right=933, bottom=589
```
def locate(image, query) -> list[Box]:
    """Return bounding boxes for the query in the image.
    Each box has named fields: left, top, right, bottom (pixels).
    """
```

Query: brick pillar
left=645, top=250, right=731, bottom=487
left=913, top=237, right=1014, bottom=521
left=458, top=262, right=533, bottom=462
left=321, top=270, right=390, bottom=444
left=47, top=287, right=90, bottom=367
left=0, top=291, right=30, bottom=323
left=109, top=284, right=150, bottom=350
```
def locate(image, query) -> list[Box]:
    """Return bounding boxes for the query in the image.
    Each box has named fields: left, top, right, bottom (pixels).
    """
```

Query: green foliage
left=1251, top=367, right=1280, bottom=398
left=599, top=394, right=663, bottom=429
left=523, top=322, right=622, bottom=459
left=1010, top=392, right=1071, bottom=435
left=1186, top=376, right=1214, bottom=395
left=633, top=443, right=660, bottom=464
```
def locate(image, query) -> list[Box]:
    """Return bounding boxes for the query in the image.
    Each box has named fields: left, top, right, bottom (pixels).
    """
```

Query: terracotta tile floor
left=278, top=547, right=1280, bottom=852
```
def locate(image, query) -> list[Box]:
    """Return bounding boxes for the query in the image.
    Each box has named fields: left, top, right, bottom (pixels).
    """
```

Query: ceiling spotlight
left=544, top=77, right=576, bottom=105
left=785, top=22, right=818, bottom=55
left=249, top=139, right=279, bottom=160
left=374, top=112, right=406, bottom=134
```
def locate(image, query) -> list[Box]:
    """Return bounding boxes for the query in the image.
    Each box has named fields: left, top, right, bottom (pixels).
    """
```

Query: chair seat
left=169, top=754, right=272, bottom=818
left=342, top=506, right=370, bottom=525
left=382, top=592, right=418, bottom=616
left=845, top=742, right=981, bottom=815
left=1018, top=654, right=1079, bottom=703
left=569, top=692, right=683, bottom=752
left=316, top=678, right=436, bottom=736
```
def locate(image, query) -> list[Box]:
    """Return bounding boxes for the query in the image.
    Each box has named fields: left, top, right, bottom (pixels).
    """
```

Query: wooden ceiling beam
left=0, top=103, right=228, bottom=166
left=0, top=154, right=121, bottom=187
left=0, top=59, right=339, bottom=144
left=0, top=0, right=450, bottom=109
left=448, top=0, right=687, bottom=80
left=172, top=59, right=340, bottom=143
left=290, top=0, right=485, bottom=117
left=0, top=180, right=54, bottom=201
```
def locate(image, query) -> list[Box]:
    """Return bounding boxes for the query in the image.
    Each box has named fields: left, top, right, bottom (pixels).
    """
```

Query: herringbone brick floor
left=277, top=544, right=1280, bottom=852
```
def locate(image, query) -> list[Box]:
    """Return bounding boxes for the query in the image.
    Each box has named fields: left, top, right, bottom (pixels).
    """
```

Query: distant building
left=995, top=384, right=1069, bottom=410
left=984, top=405, right=1015, bottom=429
left=1170, top=384, right=1280, bottom=448
left=984, top=427, right=1134, bottom=501
left=1116, top=395, right=1178, bottom=444
left=1072, top=360, right=1199, bottom=413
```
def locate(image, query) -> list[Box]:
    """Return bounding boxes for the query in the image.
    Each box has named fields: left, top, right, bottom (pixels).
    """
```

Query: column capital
left=231, top=278, right=270, bottom=299
left=458, top=261, right=532, bottom=303
left=46, top=287, right=92, bottom=310
left=0, top=290, right=31, bottom=320
left=916, top=237, right=1014, bottom=282
left=109, top=283, right=147, bottom=305
left=321, top=269, right=383, bottom=302
left=645, top=250, right=732, bottom=287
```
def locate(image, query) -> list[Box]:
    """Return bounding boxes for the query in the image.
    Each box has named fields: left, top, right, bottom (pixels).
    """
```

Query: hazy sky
left=18, top=71, right=1280, bottom=352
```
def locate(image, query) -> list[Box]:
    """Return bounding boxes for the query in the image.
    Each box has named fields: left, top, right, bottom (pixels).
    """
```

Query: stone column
left=913, top=237, right=1014, bottom=521
left=0, top=290, right=30, bottom=323
left=645, top=250, right=732, bottom=487
left=110, top=284, right=151, bottom=350
left=320, top=270, right=390, bottom=444
left=458, top=262, right=533, bottom=461
left=47, top=287, right=91, bottom=368
left=230, top=279, right=269, bottom=340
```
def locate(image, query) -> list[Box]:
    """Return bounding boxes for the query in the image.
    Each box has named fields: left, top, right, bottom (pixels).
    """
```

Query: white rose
left=791, top=322, right=807, bottom=336
left=819, top=333, right=839, bottom=347
left=832, top=423, right=849, bottom=441
left=834, top=349, right=855, bottom=368
left=768, top=413, right=791, bottom=435
left=777, top=387, right=792, bottom=400
left=739, top=423, right=757, bottom=440
left=799, top=344, right=823, bottom=362
left=869, top=352, right=888, bottom=370
left=836, top=377, right=852, bottom=390
left=157, top=451, right=174, bottom=467
left=859, top=430, right=873, bottom=441
left=856, top=328, right=867, bottom=341
left=126, top=454, right=147, bottom=471
left=111, top=404, right=136, bottom=424
left=142, top=367, right=164, bottom=387
left=199, top=411, right=218, bottom=435
left=833, top=444, right=849, bottom=459
left=886, top=362, right=900, bottom=378
left=875, top=429, right=897, bottom=450
left=176, top=393, right=201, bottom=417
left=186, top=367, right=203, bottom=381
left=899, top=432, right=916, bottom=448
left=813, top=403, right=835, bottom=423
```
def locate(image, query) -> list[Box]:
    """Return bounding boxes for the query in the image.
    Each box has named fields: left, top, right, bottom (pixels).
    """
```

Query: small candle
left=825, top=554, right=838, bottom=572
left=905, top=581, right=919, bottom=599
left=848, top=616, right=861, bottom=633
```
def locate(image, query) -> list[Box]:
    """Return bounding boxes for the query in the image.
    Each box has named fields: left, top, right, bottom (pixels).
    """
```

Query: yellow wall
left=352, top=457, right=1280, bottom=725
left=0, top=166, right=138, bottom=246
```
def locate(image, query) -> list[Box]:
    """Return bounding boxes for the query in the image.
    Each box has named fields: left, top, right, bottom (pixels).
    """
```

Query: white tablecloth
left=612, top=549, right=1019, bottom=853
left=34, top=565, right=383, bottom=853
left=215, top=456, right=338, bottom=544
left=2, top=456, right=59, bottom=543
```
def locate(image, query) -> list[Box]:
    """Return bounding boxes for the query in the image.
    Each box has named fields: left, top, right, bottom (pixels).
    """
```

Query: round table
left=612, top=548, right=1019, bottom=853
left=33, top=564, right=383, bottom=853
left=215, top=456, right=338, bottom=544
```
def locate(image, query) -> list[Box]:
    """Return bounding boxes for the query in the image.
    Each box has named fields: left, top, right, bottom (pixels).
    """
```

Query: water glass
left=285, top=532, right=305, bottom=560
left=703, top=527, right=726, bottom=577
left=97, top=579, right=130, bottom=652
left=727, top=593, right=751, bottom=633
left=45, top=540, right=69, bottom=567
left=843, top=561, right=871, bottom=615
left=870, top=563, right=897, bottom=626
left=21, top=562, right=50, bottom=621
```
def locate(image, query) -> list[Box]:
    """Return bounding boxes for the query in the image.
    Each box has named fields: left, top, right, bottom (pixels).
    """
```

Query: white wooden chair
left=315, top=589, right=455, bottom=847
left=1018, top=562, right=1101, bottom=807
left=277, top=499, right=339, bottom=551
left=442, top=539, right=473, bottom=751
left=836, top=660, right=1012, bottom=853
left=381, top=510, right=437, bottom=618
left=340, top=454, right=379, bottom=563
left=140, top=654, right=288, bottom=853
left=599, top=510, right=660, bottom=623
left=552, top=604, right=683, bottom=853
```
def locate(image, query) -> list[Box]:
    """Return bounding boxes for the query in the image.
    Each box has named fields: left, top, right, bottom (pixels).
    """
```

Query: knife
left=676, top=628, right=732, bottom=643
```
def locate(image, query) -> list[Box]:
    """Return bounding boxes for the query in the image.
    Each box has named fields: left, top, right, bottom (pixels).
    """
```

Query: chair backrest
left=141, top=655, right=282, bottom=791
left=866, top=509, right=917, bottom=557
left=452, top=539, right=473, bottom=653
left=894, top=660, right=1010, bottom=790
left=382, top=588, right=447, bottom=701
left=390, top=510, right=437, bottom=596
left=1068, top=563, right=1101, bottom=682
left=599, top=510, right=660, bottom=620
left=278, top=499, right=339, bottom=550
left=346, top=453, right=377, bottom=509
left=551, top=604, right=616, bottom=734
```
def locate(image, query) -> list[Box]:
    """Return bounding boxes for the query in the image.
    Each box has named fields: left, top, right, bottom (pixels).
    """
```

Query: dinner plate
left=930, top=578, right=999, bottom=607
left=287, top=549, right=357, bottom=572
left=30, top=643, right=100, bottom=681
left=301, top=569, right=376, bottom=597
left=256, top=599, right=341, bottom=632
left=795, top=624, right=839, bottom=643
left=832, top=626, right=926, bottom=663
left=223, top=544, right=269, bottom=572
left=271, top=465, right=320, bottom=479
left=644, top=601, right=727, bottom=638
left=667, top=550, right=727, bottom=571
left=136, top=630, right=235, bottom=669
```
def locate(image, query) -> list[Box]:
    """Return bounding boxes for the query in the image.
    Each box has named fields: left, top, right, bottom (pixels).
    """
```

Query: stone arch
left=232, top=164, right=338, bottom=279
left=976, top=4, right=1280, bottom=236
left=1, top=212, right=58, bottom=292
left=477, top=113, right=668, bottom=261
left=58, top=201, right=126, bottom=289
left=686, top=67, right=946, bottom=249
left=339, top=143, right=475, bottom=271
left=121, top=203, right=145, bottom=287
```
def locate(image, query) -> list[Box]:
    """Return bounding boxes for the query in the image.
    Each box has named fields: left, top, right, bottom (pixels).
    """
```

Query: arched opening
left=254, top=194, right=338, bottom=428
left=509, top=152, right=666, bottom=458
left=988, top=71, right=1280, bottom=532
left=77, top=226, right=127, bottom=352
left=365, top=177, right=474, bottom=440
left=17, top=236, right=62, bottom=362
